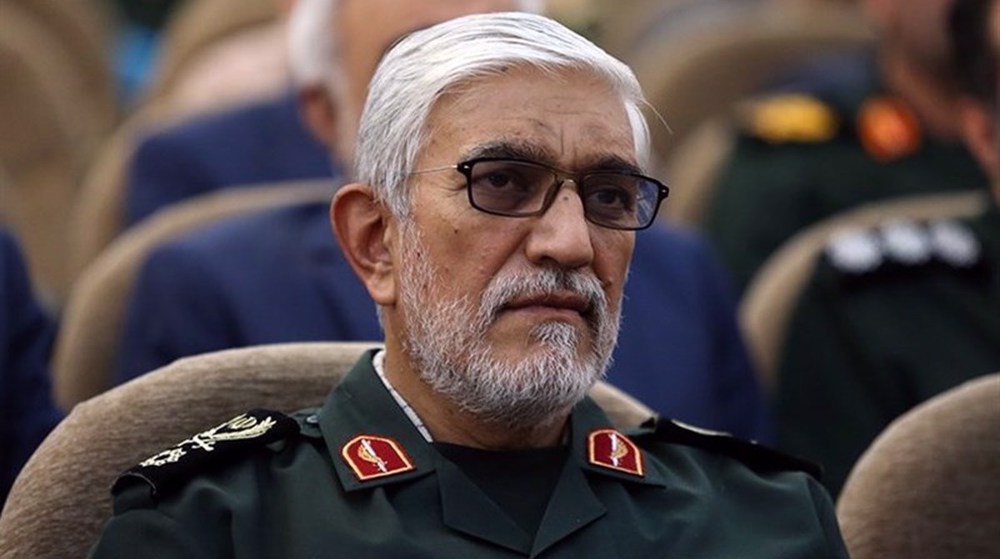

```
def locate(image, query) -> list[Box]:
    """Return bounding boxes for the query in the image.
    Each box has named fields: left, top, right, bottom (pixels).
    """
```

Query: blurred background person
left=774, top=0, right=1000, bottom=497
left=0, top=229, right=63, bottom=507
left=704, top=0, right=988, bottom=294
left=122, top=0, right=332, bottom=227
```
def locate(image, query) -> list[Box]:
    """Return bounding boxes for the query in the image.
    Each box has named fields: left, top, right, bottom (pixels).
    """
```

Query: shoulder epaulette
left=824, top=218, right=983, bottom=278
left=113, top=409, right=300, bottom=500
left=637, top=417, right=822, bottom=480
left=735, top=94, right=840, bottom=144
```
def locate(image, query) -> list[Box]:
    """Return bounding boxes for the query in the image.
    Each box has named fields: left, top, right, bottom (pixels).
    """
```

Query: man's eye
left=588, top=183, right=636, bottom=210
left=482, top=171, right=517, bottom=189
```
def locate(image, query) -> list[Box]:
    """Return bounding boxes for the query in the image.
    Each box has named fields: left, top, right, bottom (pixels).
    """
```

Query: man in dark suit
left=116, top=0, right=772, bottom=441
left=125, top=92, right=336, bottom=225
left=123, top=0, right=336, bottom=226
left=0, top=229, right=63, bottom=506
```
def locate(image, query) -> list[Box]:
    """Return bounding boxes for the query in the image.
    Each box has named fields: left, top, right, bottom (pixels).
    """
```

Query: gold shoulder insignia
left=113, top=409, right=299, bottom=499
left=739, top=94, right=839, bottom=144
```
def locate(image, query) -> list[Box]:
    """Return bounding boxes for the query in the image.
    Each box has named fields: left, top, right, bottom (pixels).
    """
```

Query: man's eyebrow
left=585, top=156, right=644, bottom=175
left=462, top=140, right=554, bottom=163
left=461, top=141, right=644, bottom=175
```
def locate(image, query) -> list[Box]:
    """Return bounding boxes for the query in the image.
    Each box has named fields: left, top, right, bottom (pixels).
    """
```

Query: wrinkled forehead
left=425, top=65, right=638, bottom=165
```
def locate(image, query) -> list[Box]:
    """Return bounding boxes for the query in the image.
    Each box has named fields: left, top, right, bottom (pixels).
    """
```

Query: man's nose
left=524, top=184, right=594, bottom=269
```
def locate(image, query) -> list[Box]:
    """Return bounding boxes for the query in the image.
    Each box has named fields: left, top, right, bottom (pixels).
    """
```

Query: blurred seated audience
left=112, top=0, right=772, bottom=441
left=0, top=229, right=63, bottom=507
left=123, top=0, right=332, bottom=226
left=704, top=0, right=988, bottom=294
left=774, top=0, right=1000, bottom=497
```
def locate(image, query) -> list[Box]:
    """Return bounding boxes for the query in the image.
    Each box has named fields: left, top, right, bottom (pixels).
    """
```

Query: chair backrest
left=628, top=0, right=871, bottom=164
left=836, top=373, right=1000, bottom=559
left=0, top=2, right=106, bottom=306
left=158, top=21, right=290, bottom=118
left=740, top=190, right=990, bottom=390
left=658, top=115, right=736, bottom=226
left=53, top=180, right=337, bottom=410
left=66, top=101, right=181, bottom=282
left=6, top=0, right=117, bottom=133
left=142, top=0, right=279, bottom=106
left=0, top=342, right=654, bottom=559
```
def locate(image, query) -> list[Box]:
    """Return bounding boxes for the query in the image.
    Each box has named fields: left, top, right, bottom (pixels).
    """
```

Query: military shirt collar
left=316, top=350, right=666, bottom=493
left=318, top=349, right=436, bottom=492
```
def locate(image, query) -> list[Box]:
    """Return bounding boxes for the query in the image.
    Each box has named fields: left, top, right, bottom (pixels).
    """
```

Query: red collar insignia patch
left=341, top=435, right=416, bottom=481
left=588, top=429, right=644, bottom=477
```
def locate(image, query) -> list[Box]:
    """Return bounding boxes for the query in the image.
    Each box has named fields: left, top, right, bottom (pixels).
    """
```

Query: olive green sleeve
left=87, top=509, right=220, bottom=559
left=774, top=271, right=897, bottom=497
left=807, top=477, right=852, bottom=558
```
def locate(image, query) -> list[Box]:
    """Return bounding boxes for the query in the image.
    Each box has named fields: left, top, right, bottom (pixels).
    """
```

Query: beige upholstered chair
left=6, top=0, right=117, bottom=133
left=836, top=373, right=1000, bottom=559
left=658, top=115, right=736, bottom=226
left=143, top=0, right=279, bottom=106
left=740, top=190, right=990, bottom=390
left=0, top=343, right=654, bottom=559
left=66, top=102, right=181, bottom=282
left=0, top=3, right=106, bottom=306
left=54, top=180, right=336, bottom=410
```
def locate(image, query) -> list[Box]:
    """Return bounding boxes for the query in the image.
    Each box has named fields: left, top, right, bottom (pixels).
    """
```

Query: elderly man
left=117, top=0, right=769, bottom=441
left=89, top=13, right=846, bottom=558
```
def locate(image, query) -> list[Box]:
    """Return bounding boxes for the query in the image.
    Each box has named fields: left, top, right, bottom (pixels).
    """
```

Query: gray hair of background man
left=286, top=0, right=545, bottom=88
left=355, top=11, right=653, bottom=218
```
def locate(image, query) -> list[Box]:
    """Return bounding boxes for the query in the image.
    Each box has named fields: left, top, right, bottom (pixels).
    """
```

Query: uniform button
left=306, top=414, right=320, bottom=425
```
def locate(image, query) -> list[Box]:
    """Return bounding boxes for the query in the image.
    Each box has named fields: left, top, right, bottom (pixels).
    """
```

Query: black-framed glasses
left=412, top=157, right=669, bottom=230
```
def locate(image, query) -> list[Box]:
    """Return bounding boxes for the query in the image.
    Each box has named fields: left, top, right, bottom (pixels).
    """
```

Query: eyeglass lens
left=464, top=159, right=662, bottom=229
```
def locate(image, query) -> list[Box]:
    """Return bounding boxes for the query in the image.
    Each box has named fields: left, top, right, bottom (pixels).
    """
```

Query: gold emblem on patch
left=341, top=435, right=415, bottom=481
left=588, top=429, right=644, bottom=477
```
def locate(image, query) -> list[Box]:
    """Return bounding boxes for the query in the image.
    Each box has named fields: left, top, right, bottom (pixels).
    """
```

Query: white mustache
left=475, top=267, right=608, bottom=331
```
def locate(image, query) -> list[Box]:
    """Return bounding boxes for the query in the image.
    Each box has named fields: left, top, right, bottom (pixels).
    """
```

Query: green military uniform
left=704, top=55, right=988, bottom=294
left=776, top=202, right=1000, bottom=497
left=89, top=350, right=849, bottom=558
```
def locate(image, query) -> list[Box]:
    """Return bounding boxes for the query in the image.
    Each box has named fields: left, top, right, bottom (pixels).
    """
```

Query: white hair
left=355, top=11, right=651, bottom=217
left=286, top=0, right=335, bottom=87
left=286, top=0, right=544, bottom=88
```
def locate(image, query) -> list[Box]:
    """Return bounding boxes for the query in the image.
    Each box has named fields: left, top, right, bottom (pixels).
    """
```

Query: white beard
left=397, top=223, right=620, bottom=429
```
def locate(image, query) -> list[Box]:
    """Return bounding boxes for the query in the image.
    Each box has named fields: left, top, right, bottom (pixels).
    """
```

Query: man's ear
left=958, top=97, right=999, bottom=182
left=299, top=84, right=337, bottom=147
left=330, top=183, right=397, bottom=306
